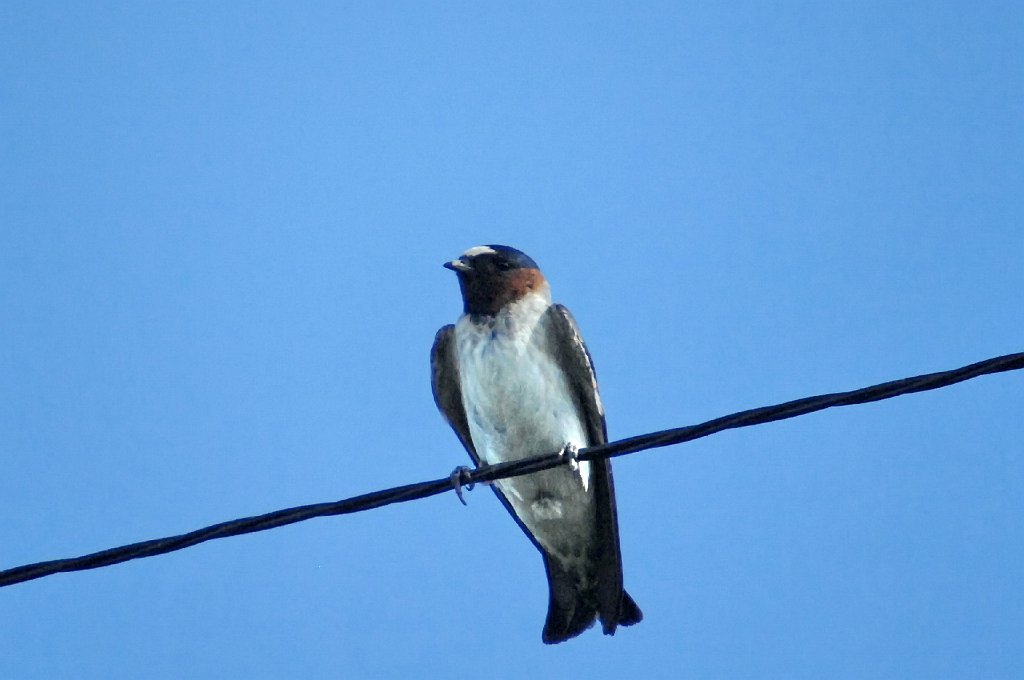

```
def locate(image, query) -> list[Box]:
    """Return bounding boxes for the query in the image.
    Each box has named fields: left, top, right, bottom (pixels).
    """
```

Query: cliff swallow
left=430, top=244, right=642, bottom=644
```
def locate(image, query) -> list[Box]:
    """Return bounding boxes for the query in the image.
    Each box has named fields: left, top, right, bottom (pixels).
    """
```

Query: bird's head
left=444, top=245, right=549, bottom=317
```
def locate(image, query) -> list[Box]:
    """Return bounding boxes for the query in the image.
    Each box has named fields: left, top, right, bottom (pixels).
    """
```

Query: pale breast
left=455, top=306, right=588, bottom=469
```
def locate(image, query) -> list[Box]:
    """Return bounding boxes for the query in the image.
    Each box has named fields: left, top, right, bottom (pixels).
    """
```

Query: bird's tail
left=613, top=590, right=643, bottom=629
left=541, top=556, right=643, bottom=644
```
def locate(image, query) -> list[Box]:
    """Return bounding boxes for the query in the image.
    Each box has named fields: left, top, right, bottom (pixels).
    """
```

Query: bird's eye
left=494, top=259, right=512, bottom=271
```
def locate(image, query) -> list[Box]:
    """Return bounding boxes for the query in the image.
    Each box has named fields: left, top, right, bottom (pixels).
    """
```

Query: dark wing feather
left=430, top=325, right=479, bottom=465
left=543, top=304, right=642, bottom=635
left=543, top=305, right=608, bottom=446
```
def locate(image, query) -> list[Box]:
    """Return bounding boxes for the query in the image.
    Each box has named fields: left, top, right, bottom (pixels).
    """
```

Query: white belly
left=455, top=304, right=597, bottom=563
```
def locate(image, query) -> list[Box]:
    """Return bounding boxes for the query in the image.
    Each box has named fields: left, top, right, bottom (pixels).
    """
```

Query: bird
left=430, top=244, right=642, bottom=644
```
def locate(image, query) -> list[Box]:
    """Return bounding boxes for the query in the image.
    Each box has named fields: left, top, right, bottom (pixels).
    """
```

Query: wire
left=2, top=351, right=1021, bottom=589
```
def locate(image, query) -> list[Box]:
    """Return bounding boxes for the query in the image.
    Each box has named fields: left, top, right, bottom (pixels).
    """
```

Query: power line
left=2, top=351, right=1021, bottom=589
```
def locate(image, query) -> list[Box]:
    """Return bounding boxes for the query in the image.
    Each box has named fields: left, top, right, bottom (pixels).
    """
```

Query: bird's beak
left=444, top=258, right=472, bottom=273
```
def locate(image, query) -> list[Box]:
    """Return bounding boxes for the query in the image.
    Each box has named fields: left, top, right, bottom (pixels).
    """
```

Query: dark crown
left=471, top=245, right=539, bottom=271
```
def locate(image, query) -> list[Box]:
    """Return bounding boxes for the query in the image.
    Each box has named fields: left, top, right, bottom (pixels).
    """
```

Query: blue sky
left=2, top=2, right=1022, bottom=678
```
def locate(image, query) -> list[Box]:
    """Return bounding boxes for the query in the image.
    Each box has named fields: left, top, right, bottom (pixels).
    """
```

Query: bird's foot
left=559, top=443, right=580, bottom=473
left=450, top=466, right=476, bottom=506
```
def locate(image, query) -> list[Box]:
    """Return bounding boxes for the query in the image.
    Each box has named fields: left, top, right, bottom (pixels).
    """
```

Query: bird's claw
left=450, top=466, right=476, bottom=505
left=560, top=443, right=580, bottom=473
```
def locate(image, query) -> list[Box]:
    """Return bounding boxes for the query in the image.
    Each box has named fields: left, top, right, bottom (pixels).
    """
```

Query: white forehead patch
left=462, top=245, right=497, bottom=258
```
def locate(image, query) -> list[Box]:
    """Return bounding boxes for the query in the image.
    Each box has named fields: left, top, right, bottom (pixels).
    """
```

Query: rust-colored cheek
left=462, top=268, right=544, bottom=317
left=506, top=268, right=543, bottom=298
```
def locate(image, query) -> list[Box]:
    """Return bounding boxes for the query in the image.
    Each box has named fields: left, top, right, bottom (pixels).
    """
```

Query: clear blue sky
left=2, top=2, right=1022, bottom=678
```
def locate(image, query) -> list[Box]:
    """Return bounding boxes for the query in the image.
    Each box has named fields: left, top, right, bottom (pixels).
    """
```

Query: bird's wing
left=430, top=325, right=479, bottom=466
left=543, top=304, right=637, bottom=634
left=543, top=304, right=608, bottom=447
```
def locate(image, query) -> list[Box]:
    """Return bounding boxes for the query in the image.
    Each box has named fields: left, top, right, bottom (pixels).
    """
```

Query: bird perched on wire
left=430, top=244, right=642, bottom=644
